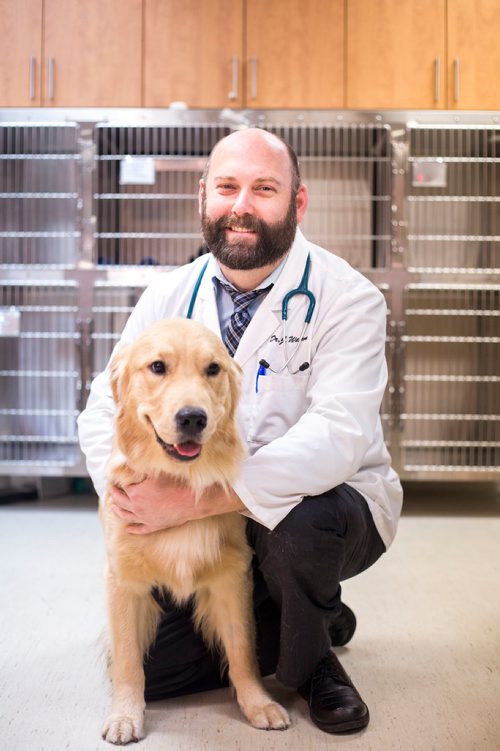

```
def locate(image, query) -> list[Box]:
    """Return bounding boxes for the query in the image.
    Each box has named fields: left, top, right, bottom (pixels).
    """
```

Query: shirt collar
left=211, top=253, right=289, bottom=293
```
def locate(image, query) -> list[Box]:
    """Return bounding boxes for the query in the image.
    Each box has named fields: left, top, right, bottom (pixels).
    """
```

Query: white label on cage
left=0, top=306, right=21, bottom=337
left=412, top=160, right=447, bottom=188
left=119, top=156, right=156, bottom=185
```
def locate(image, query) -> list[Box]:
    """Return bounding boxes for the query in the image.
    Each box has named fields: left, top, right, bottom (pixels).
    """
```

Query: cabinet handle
left=454, top=57, right=460, bottom=102
left=29, top=56, right=36, bottom=100
left=228, top=55, right=238, bottom=100
left=48, top=56, right=55, bottom=100
left=434, top=57, right=441, bottom=102
left=251, top=56, right=257, bottom=99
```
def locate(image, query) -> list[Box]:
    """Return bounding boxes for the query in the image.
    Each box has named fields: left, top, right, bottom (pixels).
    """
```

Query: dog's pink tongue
left=175, top=441, right=201, bottom=458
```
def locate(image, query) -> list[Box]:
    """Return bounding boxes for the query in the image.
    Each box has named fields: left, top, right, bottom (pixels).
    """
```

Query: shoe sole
left=311, top=709, right=370, bottom=735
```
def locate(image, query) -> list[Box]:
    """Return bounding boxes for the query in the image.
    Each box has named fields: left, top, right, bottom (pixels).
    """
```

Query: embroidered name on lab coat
left=269, top=334, right=309, bottom=346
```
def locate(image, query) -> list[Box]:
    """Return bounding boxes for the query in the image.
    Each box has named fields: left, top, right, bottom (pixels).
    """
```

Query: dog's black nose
left=175, top=407, right=208, bottom=436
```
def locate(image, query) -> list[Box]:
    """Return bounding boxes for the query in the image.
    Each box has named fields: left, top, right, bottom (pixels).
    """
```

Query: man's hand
left=110, top=475, right=246, bottom=535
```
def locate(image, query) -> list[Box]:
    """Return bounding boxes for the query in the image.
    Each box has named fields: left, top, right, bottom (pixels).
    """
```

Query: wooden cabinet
left=0, top=0, right=42, bottom=106
left=347, top=0, right=500, bottom=110
left=1, top=0, right=499, bottom=110
left=347, top=0, right=446, bottom=109
left=447, top=0, right=500, bottom=110
left=44, top=0, right=142, bottom=107
left=0, top=0, right=142, bottom=107
left=144, top=0, right=244, bottom=108
left=246, top=0, right=343, bottom=109
left=144, top=0, right=343, bottom=109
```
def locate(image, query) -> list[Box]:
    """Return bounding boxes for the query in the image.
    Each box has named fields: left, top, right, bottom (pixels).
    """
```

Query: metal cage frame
left=0, top=108, right=498, bottom=480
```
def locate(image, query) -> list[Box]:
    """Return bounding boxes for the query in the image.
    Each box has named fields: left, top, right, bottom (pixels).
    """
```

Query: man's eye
left=206, top=362, right=221, bottom=377
left=150, top=360, right=166, bottom=375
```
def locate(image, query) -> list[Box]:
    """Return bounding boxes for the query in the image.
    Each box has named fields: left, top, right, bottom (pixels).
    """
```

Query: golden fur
left=100, top=318, right=289, bottom=744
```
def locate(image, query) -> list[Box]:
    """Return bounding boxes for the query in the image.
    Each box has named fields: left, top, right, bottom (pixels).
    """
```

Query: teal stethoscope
left=186, top=253, right=315, bottom=379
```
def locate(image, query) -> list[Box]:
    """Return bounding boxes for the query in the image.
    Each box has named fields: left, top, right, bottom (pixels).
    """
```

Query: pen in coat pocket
left=255, top=362, right=267, bottom=393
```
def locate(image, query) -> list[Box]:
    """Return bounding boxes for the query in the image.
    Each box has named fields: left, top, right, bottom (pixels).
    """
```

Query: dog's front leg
left=102, top=571, right=151, bottom=745
left=197, top=565, right=290, bottom=731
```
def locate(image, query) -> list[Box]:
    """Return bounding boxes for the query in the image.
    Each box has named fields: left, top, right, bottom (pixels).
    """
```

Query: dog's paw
left=246, top=701, right=290, bottom=731
left=102, top=713, right=145, bottom=745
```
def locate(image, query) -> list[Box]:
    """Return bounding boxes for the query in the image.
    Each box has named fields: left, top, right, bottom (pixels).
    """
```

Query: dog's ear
left=109, top=343, right=132, bottom=405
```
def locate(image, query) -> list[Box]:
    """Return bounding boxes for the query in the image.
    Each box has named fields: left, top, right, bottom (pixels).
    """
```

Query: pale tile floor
left=1, top=483, right=499, bottom=751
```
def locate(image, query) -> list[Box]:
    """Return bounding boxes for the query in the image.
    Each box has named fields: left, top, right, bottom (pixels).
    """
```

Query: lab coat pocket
left=247, top=373, right=309, bottom=445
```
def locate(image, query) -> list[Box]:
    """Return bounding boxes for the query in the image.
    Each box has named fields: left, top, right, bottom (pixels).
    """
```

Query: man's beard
left=201, top=195, right=297, bottom=270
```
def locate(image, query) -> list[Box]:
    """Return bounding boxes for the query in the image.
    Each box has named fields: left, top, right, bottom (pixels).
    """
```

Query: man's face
left=200, top=191, right=297, bottom=270
left=199, top=132, right=307, bottom=271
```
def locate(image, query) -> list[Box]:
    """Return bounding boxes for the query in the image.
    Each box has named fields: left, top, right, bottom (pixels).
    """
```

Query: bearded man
left=78, top=128, right=402, bottom=735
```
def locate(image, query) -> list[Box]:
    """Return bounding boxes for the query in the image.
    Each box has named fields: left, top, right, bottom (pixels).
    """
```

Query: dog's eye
left=206, top=362, right=221, bottom=377
left=149, top=360, right=166, bottom=375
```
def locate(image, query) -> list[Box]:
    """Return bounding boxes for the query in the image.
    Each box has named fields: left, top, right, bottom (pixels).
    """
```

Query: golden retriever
left=100, top=318, right=289, bottom=744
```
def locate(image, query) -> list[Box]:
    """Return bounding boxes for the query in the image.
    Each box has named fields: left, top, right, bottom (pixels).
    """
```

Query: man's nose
left=231, top=188, right=254, bottom=215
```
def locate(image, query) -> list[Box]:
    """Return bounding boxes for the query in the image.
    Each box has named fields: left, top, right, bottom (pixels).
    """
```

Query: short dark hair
left=202, top=129, right=301, bottom=195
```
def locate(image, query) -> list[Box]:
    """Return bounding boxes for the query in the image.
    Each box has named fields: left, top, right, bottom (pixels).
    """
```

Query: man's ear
left=296, top=183, right=308, bottom=224
left=109, top=344, right=131, bottom=405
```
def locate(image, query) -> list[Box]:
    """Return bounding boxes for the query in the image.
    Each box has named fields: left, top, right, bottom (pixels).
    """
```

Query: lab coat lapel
left=234, top=230, right=310, bottom=367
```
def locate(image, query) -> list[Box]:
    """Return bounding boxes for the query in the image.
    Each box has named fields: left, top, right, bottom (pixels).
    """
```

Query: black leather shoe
left=299, top=651, right=369, bottom=734
left=329, top=602, right=357, bottom=647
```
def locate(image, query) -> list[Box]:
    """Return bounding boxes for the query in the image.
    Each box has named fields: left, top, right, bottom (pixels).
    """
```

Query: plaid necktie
left=220, top=281, right=273, bottom=356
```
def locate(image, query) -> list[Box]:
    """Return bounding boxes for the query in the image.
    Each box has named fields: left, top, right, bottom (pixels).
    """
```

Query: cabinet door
left=144, top=0, right=244, bottom=108
left=246, top=0, right=344, bottom=109
left=43, top=0, right=142, bottom=106
left=0, top=0, right=42, bottom=106
left=448, top=0, right=500, bottom=110
left=347, top=0, right=446, bottom=109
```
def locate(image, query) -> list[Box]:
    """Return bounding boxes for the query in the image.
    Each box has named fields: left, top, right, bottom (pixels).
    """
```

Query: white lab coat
left=77, top=228, right=402, bottom=548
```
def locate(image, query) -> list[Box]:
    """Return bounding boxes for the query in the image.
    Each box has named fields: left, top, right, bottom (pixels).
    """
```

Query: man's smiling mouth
left=226, top=227, right=257, bottom=238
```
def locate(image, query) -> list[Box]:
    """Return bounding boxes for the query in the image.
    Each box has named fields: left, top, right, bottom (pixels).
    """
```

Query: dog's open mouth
left=168, top=440, right=202, bottom=461
left=149, top=420, right=202, bottom=462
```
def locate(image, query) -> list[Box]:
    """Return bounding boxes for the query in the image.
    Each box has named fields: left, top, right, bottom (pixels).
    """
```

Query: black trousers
left=144, top=483, right=385, bottom=700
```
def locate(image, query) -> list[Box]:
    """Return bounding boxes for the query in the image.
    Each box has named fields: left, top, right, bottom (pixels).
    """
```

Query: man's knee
left=278, top=491, right=351, bottom=536
left=247, top=484, right=384, bottom=579
left=247, top=492, right=349, bottom=576
left=252, top=486, right=350, bottom=538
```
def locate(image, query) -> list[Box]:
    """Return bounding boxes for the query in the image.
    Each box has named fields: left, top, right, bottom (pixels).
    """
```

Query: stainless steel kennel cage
left=0, top=109, right=498, bottom=482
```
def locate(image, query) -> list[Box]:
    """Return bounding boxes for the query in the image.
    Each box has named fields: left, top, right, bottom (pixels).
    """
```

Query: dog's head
left=109, top=318, right=243, bottom=483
